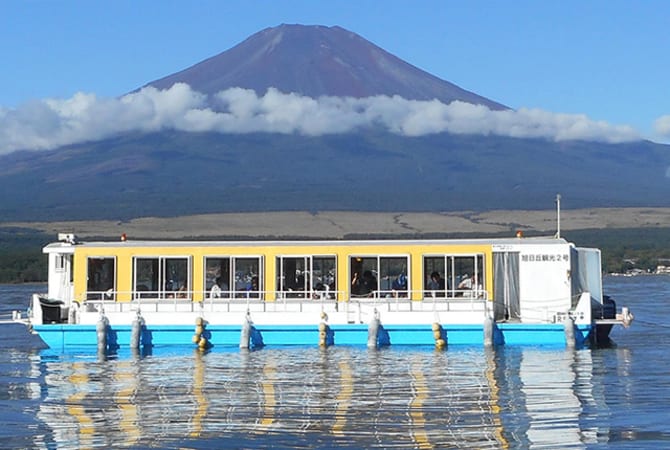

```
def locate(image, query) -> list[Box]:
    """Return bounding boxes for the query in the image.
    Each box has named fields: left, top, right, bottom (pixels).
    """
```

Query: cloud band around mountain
left=0, top=83, right=644, bottom=155
left=654, top=115, right=670, bottom=138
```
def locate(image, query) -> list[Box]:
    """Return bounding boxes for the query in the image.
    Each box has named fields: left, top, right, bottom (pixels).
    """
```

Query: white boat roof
left=44, top=235, right=574, bottom=250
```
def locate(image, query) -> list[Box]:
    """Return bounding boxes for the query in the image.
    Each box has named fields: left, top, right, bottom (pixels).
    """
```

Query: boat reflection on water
left=30, top=345, right=631, bottom=449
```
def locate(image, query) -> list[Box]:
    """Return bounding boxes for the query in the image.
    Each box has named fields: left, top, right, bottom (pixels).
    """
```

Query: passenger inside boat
left=209, top=276, right=230, bottom=299
left=427, top=272, right=446, bottom=297
left=392, top=273, right=407, bottom=290
left=458, top=273, right=473, bottom=291
left=177, top=282, right=188, bottom=298
left=471, top=274, right=484, bottom=298
left=210, top=281, right=221, bottom=298
left=457, top=273, right=484, bottom=298
left=248, top=276, right=260, bottom=298
left=351, top=270, right=377, bottom=297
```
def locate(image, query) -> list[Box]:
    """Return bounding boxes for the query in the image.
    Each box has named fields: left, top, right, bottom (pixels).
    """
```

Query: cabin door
left=493, top=252, right=520, bottom=321
left=51, top=253, right=74, bottom=304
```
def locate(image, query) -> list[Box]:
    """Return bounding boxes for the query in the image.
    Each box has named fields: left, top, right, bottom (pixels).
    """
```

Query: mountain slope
left=143, top=24, right=507, bottom=110
left=2, top=131, right=670, bottom=221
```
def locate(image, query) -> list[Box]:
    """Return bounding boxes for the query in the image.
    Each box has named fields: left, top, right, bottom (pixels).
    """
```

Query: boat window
left=275, top=256, right=336, bottom=299
left=424, top=256, right=448, bottom=297
left=133, top=256, right=191, bottom=300
left=313, top=256, right=337, bottom=297
left=205, top=257, right=231, bottom=298
left=234, top=257, right=262, bottom=298
left=423, top=254, right=485, bottom=298
left=379, top=257, right=408, bottom=297
left=204, top=256, right=263, bottom=299
left=86, top=257, right=116, bottom=300
left=55, top=254, right=74, bottom=283
left=350, top=255, right=409, bottom=298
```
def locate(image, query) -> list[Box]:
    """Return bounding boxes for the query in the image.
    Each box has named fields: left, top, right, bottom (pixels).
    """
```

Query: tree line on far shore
left=0, top=228, right=52, bottom=283
left=564, top=228, right=670, bottom=274
left=2, top=227, right=670, bottom=284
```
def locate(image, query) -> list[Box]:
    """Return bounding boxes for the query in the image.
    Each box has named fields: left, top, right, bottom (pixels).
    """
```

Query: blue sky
left=1, top=0, right=669, bottom=152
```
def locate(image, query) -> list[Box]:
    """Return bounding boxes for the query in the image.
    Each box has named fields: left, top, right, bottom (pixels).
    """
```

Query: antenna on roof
left=555, top=194, right=561, bottom=239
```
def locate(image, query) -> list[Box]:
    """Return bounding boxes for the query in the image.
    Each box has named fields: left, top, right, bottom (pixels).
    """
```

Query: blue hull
left=33, top=322, right=594, bottom=352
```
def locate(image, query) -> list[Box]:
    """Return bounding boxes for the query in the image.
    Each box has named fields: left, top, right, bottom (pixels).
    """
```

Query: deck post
left=564, top=316, right=576, bottom=347
left=240, top=311, right=252, bottom=349
left=130, top=311, right=144, bottom=349
left=483, top=317, right=494, bottom=347
left=367, top=309, right=380, bottom=348
left=96, top=314, right=108, bottom=352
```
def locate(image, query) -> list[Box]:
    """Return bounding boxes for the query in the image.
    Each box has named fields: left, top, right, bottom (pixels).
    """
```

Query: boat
left=12, top=232, right=633, bottom=352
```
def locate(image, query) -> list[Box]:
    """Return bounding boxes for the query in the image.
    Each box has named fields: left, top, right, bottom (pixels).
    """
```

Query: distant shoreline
left=2, top=208, right=670, bottom=283
left=3, top=207, right=670, bottom=240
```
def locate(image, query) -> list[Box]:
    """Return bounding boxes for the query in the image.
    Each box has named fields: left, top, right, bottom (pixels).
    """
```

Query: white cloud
left=0, top=83, right=642, bottom=155
left=654, top=115, right=670, bottom=137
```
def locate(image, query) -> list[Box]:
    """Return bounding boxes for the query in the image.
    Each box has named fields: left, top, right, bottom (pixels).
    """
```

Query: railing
left=0, top=311, right=18, bottom=324
left=82, top=287, right=489, bottom=301
left=80, top=288, right=490, bottom=315
left=41, top=288, right=599, bottom=326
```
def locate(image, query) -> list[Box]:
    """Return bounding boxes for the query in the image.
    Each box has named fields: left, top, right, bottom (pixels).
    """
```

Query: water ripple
left=1, top=278, right=670, bottom=448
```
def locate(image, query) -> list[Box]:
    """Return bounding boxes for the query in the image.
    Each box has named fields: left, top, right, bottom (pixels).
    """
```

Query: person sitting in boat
left=428, top=271, right=445, bottom=297
left=210, top=276, right=229, bottom=299
left=470, top=274, right=484, bottom=298
left=313, top=281, right=332, bottom=299
left=457, top=273, right=476, bottom=297
left=177, top=282, right=189, bottom=298
left=165, top=279, right=176, bottom=298
left=351, top=272, right=364, bottom=296
left=247, top=276, right=260, bottom=298
left=210, top=280, right=222, bottom=298
left=352, top=270, right=377, bottom=297
left=364, top=270, right=377, bottom=296
left=391, top=273, right=408, bottom=297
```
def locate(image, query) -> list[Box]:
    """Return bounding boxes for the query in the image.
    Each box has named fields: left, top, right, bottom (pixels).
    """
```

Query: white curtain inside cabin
left=571, top=247, right=603, bottom=307
left=493, top=252, right=520, bottom=321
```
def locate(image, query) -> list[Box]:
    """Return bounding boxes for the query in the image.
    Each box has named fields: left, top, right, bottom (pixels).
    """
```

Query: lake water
left=0, top=276, right=668, bottom=449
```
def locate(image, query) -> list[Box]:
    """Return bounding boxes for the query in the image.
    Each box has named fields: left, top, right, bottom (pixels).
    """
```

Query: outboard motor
left=597, top=295, right=616, bottom=320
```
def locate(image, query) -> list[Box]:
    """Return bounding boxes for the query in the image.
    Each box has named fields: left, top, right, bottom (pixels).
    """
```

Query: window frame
left=133, top=255, right=192, bottom=300
left=275, top=254, right=337, bottom=299
left=349, top=254, right=410, bottom=298
left=86, top=256, right=117, bottom=301
left=203, top=255, right=264, bottom=299
left=55, top=255, right=66, bottom=272
left=422, top=253, right=485, bottom=298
